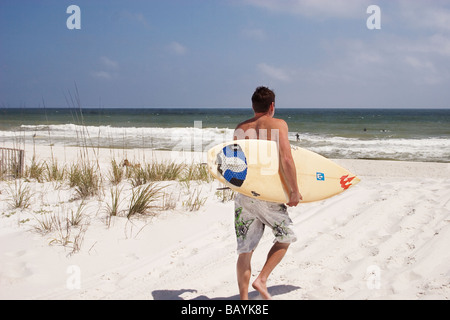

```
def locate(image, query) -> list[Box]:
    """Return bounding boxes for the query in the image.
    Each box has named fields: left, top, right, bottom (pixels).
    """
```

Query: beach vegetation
left=180, top=179, right=192, bottom=193
left=33, top=202, right=89, bottom=255
left=48, top=215, right=72, bottom=247
left=129, top=165, right=148, bottom=187
left=33, top=212, right=58, bottom=235
left=7, top=180, right=32, bottom=209
left=181, top=163, right=213, bottom=183
left=127, top=161, right=187, bottom=186
left=160, top=191, right=177, bottom=211
left=25, top=157, right=66, bottom=183
left=109, top=159, right=124, bottom=185
left=10, top=158, right=24, bottom=180
left=146, top=161, right=185, bottom=181
left=45, top=159, right=66, bottom=182
left=67, top=201, right=86, bottom=227
left=68, top=163, right=82, bottom=187
left=69, top=162, right=101, bottom=199
left=2, top=211, right=16, bottom=218
left=125, top=161, right=212, bottom=186
left=215, top=188, right=236, bottom=203
left=104, top=186, right=123, bottom=226
left=182, top=187, right=207, bottom=212
left=127, top=183, right=164, bottom=219
left=25, top=156, right=46, bottom=182
left=71, top=223, right=89, bottom=255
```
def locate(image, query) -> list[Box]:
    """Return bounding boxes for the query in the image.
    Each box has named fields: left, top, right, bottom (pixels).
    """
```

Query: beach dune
left=0, top=144, right=449, bottom=300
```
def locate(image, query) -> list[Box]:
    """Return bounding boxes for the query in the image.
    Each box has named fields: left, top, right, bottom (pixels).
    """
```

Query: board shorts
left=234, top=193, right=297, bottom=254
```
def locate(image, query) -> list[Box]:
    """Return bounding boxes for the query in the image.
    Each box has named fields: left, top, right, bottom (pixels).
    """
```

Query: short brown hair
left=251, top=86, right=275, bottom=113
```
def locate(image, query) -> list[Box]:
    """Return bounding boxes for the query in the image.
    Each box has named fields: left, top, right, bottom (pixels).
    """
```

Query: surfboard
left=207, top=139, right=360, bottom=203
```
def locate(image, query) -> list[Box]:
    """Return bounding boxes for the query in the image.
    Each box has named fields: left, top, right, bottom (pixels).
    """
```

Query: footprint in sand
left=0, top=250, right=33, bottom=280
left=3, top=250, right=27, bottom=258
left=1, top=261, right=32, bottom=279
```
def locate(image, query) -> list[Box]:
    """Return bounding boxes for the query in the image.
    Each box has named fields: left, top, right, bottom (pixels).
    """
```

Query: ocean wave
left=1, top=124, right=448, bottom=162
left=291, top=133, right=450, bottom=162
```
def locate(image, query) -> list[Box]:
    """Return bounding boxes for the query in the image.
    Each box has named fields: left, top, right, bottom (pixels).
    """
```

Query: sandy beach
left=0, top=143, right=449, bottom=300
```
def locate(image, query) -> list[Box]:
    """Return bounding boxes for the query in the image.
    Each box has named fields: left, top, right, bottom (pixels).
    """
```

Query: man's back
left=233, top=87, right=301, bottom=207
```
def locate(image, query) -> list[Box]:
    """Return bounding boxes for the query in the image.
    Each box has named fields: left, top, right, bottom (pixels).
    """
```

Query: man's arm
left=276, top=120, right=302, bottom=206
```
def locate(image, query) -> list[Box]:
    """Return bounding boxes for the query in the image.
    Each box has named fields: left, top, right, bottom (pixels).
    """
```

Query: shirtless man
left=233, top=86, right=302, bottom=300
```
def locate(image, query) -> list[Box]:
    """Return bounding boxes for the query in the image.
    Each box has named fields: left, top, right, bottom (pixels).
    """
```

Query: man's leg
left=252, top=242, right=290, bottom=300
left=237, top=251, right=253, bottom=300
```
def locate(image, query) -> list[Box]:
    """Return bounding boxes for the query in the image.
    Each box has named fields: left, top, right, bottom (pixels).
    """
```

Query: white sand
left=0, top=144, right=449, bottom=300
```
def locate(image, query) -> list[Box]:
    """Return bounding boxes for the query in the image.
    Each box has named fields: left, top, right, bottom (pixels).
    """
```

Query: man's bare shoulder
left=235, top=118, right=255, bottom=131
left=269, top=117, right=288, bottom=129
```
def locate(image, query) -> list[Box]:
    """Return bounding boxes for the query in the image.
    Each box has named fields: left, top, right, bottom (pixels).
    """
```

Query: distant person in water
left=232, top=86, right=302, bottom=300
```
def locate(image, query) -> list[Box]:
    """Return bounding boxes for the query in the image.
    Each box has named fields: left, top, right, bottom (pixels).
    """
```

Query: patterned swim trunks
left=234, top=193, right=297, bottom=254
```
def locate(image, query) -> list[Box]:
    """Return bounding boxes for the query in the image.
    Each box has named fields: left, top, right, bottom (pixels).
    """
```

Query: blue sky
left=1, top=0, right=450, bottom=108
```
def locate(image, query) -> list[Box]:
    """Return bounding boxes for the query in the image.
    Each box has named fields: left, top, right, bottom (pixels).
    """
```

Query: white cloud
left=100, top=56, right=119, bottom=69
left=168, top=41, right=188, bottom=55
left=241, top=28, right=266, bottom=41
left=119, top=11, right=149, bottom=27
left=403, top=56, right=444, bottom=85
left=92, top=56, right=119, bottom=81
left=389, top=34, right=450, bottom=59
left=314, top=33, right=450, bottom=90
left=399, top=0, right=450, bottom=33
left=244, top=0, right=371, bottom=19
left=91, top=71, right=114, bottom=80
left=429, top=34, right=450, bottom=57
left=257, top=63, right=291, bottom=82
left=405, top=56, right=435, bottom=71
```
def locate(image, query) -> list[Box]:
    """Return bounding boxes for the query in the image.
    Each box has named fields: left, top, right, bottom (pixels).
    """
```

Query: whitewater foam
left=0, top=124, right=448, bottom=162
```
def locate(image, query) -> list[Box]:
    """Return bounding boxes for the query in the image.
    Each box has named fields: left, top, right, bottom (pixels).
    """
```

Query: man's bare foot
left=252, top=278, right=272, bottom=300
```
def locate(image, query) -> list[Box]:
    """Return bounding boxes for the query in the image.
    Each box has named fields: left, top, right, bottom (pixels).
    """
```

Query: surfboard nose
left=349, top=175, right=361, bottom=188
left=339, top=174, right=360, bottom=190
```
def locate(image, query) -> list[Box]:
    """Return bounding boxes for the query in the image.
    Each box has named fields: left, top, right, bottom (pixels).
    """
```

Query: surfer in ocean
left=233, top=86, right=302, bottom=300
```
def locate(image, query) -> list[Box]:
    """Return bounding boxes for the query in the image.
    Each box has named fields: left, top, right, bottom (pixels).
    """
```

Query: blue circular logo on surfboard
left=217, top=144, right=248, bottom=187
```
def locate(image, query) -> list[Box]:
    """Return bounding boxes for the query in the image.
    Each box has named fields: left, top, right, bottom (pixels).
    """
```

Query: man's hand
left=286, top=191, right=302, bottom=207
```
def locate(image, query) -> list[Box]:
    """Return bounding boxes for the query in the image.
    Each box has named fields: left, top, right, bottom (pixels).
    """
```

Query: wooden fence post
left=0, top=147, right=25, bottom=180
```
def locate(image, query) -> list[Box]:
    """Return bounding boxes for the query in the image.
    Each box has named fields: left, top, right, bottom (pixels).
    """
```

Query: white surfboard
left=207, top=139, right=360, bottom=203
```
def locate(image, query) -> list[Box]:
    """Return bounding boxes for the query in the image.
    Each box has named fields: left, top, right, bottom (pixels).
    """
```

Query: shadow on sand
left=152, top=285, right=301, bottom=300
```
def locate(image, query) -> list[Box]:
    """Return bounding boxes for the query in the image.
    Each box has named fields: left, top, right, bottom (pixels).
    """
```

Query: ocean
left=1, top=108, right=449, bottom=163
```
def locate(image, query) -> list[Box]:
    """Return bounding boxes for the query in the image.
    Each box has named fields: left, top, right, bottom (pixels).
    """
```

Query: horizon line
left=1, top=106, right=450, bottom=110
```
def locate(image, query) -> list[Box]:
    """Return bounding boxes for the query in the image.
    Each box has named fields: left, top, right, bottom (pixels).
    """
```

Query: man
left=233, top=86, right=302, bottom=300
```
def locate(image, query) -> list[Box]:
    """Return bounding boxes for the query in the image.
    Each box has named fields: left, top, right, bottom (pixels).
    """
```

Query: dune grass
left=7, top=180, right=32, bottom=209
left=33, top=201, right=89, bottom=255
left=2, top=151, right=215, bottom=255
left=69, top=162, right=101, bottom=199
left=45, top=159, right=66, bottom=182
left=127, top=183, right=165, bottom=219
left=182, top=187, right=207, bottom=212
left=109, top=159, right=124, bottom=185
left=26, top=156, right=46, bottom=182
